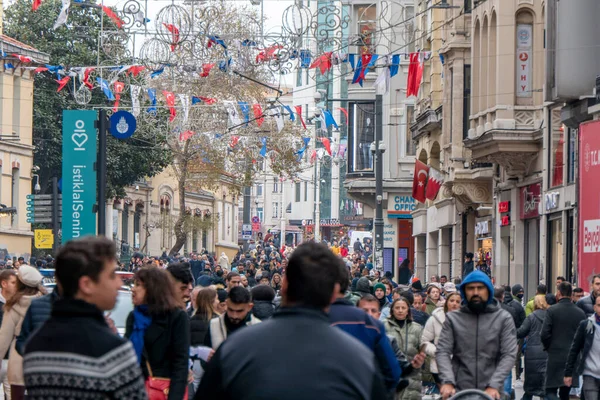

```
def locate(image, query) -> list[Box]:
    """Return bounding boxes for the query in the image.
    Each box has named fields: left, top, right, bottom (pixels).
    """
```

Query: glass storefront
left=547, top=214, right=563, bottom=286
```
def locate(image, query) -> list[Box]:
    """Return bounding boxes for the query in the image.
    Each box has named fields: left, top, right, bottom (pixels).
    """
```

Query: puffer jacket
left=252, top=300, right=276, bottom=320
left=16, top=290, right=60, bottom=355
left=576, top=294, right=597, bottom=317
left=421, top=307, right=446, bottom=373
left=425, top=298, right=438, bottom=315
left=436, top=270, right=517, bottom=393
left=516, top=309, right=547, bottom=396
left=0, top=295, right=40, bottom=385
left=384, top=317, right=423, bottom=400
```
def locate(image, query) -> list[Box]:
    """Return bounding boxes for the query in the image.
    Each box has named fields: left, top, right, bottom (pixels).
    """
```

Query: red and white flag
left=412, top=160, right=429, bottom=203
left=425, top=166, right=444, bottom=201
left=163, top=91, right=176, bottom=122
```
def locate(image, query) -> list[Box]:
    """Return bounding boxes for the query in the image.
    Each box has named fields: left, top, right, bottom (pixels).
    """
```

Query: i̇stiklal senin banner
left=61, top=110, right=97, bottom=243
left=579, top=120, right=600, bottom=286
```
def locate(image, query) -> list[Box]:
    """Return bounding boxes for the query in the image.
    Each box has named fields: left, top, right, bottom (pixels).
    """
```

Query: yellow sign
left=34, top=229, right=54, bottom=249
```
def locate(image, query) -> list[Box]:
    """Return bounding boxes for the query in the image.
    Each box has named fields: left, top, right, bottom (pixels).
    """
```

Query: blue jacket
left=329, top=298, right=402, bottom=391
left=16, top=290, right=60, bottom=355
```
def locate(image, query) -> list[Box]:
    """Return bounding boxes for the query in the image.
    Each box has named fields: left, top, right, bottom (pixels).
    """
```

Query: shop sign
left=498, top=201, right=511, bottom=213
left=387, top=195, right=416, bottom=218
left=475, top=220, right=490, bottom=237
left=520, top=183, right=541, bottom=219
left=500, top=215, right=511, bottom=227
left=579, top=121, right=600, bottom=284
left=383, top=223, right=396, bottom=243
left=516, top=24, right=533, bottom=98
left=304, top=219, right=342, bottom=226
left=545, top=192, right=560, bottom=211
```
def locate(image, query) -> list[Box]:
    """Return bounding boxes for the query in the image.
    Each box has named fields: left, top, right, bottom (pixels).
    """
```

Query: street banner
left=62, top=110, right=97, bottom=243
left=579, top=120, right=600, bottom=286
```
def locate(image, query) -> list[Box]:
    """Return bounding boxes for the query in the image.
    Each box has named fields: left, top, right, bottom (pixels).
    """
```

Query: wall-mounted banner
left=62, top=110, right=98, bottom=243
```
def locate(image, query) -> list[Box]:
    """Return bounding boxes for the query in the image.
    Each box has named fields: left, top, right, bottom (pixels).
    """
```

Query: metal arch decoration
left=310, top=2, right=351, bottom=49
left=74, top=85, right=92, bottom=105
left=139, top=37, right=172, bottom=71
left=100, top=30, right=132, bottom=61
left=281, top=2, right=312, bottom=38
left=119, top=0, right=148, bottom=32
left=155, top=4, right=193, bottom=48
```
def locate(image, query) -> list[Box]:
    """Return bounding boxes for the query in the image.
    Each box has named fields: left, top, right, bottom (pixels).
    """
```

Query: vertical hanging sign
left=516, top=24, right=533, bottom=98
left=62, top=110, right=98, bottom=243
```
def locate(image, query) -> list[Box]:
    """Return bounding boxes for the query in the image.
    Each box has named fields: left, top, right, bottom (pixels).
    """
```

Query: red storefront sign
left=519, top=183, right=541, bottom=219
left=579, top=121, right=600, bottom=286
left=498, top=201, right=511, bottom=213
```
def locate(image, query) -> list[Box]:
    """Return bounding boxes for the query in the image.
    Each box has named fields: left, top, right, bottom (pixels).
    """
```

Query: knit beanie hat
left=373, top=283, right=386, bottom=293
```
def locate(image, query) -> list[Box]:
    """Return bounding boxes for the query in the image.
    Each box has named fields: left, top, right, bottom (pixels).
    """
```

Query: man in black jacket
left=577, top=274, right=600, bottom=317
left=23, top=236, right=147, bottom=399
left=462, top=253, right=474, bottom=278
left=541, top=282, right=587, bottom=400
left=196, top=242, right=386, bottom=400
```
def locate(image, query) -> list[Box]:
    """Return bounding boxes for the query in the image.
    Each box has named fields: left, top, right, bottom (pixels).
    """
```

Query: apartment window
left=273, top=202, right=279, bottom=219
left=406, top=105, right=416, bottom=155
left=257, top=207, right=264, bottom=222
left=11, top=168, right=19, bottom=227
left=273, top=177, right=278, bottom=193
left=304, top=182, right=308, bottom=201
left=295, top=182, right=301, bottom=202
left=567, top=127, right=578, bottom=184
left=296, top=68, right=302, bottom=87
left=256, top=184, right=263, bottom=196
left=405, top=6, right=415, bottom=53
left=550, top=125, right=565, bottom=187
left=349, top=102, right=375, bottom=172
left=463, top=65, right=471, bottom=140
left=356, top=5, right=377, bottom=54
left=464, top=0, right=472, bottom=13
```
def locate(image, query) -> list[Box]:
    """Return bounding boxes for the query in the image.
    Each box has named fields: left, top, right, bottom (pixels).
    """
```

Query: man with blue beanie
left=436, top=270, right=517, bottom=400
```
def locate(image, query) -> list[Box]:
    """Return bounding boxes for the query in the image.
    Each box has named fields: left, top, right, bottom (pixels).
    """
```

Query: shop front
left=520, top=183, right=541, bottom=297
left=388, top=194, right=415, bottom=279
left=474, top=218, right=493, bottom=276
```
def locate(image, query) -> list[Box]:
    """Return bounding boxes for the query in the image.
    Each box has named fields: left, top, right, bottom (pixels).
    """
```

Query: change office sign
left=61, top=110, right=97, bottom=243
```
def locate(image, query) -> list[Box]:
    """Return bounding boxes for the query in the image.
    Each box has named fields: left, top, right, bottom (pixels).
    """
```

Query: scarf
left=596, top=313, right=600, bottom=326
left=393, top=317, right=406, bottom=329
left=130, top=305, right=152, bottom=364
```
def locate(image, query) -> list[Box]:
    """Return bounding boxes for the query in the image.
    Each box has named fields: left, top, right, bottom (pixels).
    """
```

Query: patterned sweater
left=23, top=298, right=147, bottom=399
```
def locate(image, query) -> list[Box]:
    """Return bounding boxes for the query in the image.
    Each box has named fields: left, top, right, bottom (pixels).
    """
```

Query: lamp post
left=372, top=94, right=385, bottom=270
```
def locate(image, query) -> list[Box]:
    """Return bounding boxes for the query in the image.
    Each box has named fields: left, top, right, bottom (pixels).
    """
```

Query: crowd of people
left=0, top=236, right=595, bottom=400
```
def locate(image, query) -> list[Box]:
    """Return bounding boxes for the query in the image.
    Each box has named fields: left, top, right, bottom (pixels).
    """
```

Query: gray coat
left=516, top=309, right=547, bottom=396
left=540, top=298, right=587, bottom=389
left=436, top=299, right=517, bottom=392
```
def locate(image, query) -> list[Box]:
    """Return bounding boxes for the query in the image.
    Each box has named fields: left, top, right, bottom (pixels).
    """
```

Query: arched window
left=481, top=16, right=489, bottom=112
left=160, top=194, right=172, bottom=249
left=472, top=19, right=481, bottom=116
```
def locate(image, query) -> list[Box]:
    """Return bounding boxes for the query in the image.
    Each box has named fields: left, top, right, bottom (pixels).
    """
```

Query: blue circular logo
left=110, top=111, right=137, bottom=139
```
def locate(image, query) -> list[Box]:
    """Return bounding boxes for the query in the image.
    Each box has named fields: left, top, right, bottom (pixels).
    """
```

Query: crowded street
left=0, top=0, right=599, bottom=398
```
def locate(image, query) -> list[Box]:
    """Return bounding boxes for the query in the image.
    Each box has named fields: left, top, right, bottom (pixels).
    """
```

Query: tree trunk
left=169, top=146, right=190, bottom=256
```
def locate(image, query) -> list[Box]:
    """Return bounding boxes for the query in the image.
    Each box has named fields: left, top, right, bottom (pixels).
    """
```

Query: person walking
left=0, top=266, right=45, bottom=399
left=127, top=266, right=190, bottom=400
left=541, top=281, right=587, bottom=400
left=22, top=237, right=147, bottom=399
left=516, top=294, right=549, bottom=400
left=384, top=297, right=424, bottom=400
left=373, top=282, right=391, bottom=319
left=462, top=253, right=474, bottom=278
left=0, top=270, right=16, bottom=399
left=577, top=274, right=600, bottom=317
left=190, top=288, right=219, bottom=393
left=436, top=270, right=517, bottom=400
left=421, top=292, right=462, bottom=390
left=564, top=294, right=600, bottom=399
left=425, top=285, right=441, bottom=315
left=196, top=241, right=386, bottom=400
left=398, top=259, right=412, bottom=286
left=250, top=285, right=276, bottom=320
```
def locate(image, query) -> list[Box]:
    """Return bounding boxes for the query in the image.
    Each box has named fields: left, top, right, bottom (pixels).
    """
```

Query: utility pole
left=51, top=177, right=59, bottom=255
left=374, top=94, right=384, bottom=271
left=280, top=182, right=286, bottom=248
left=315, top=160, right=321, bottom=242
left=243, top=185, right=251, bottom=251
left=97, top=109, right=108, bottom=236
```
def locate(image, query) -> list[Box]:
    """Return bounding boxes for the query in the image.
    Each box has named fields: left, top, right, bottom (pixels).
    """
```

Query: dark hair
left=336, top=264, right=350, bottom=294
left=134, top=267, right=181, bottom=314
left=228, top=286, right=252, bottom=304
left=556, top=276, right=566, bottom=282
left=251, top=285, right=275, bottom=302
left=166, top=263, right=194, bottom=285
left=494, top=286, right=505, bottom=301
left=357, top=294, right=379, bottom=307
left=284, top=242, right=342, bottom=309
left=444, top=292, right=462, bottom=313
left=546, top=293, right=557, bottom=305
left=453, top=277, right=462, bottom=285
left=390, top=297, right=412, bottom=321
left=440, top=275, right=448, bottom=280
left=536, top=284, right=547, bottom=295
left=591, top=274, right=600, bottom=284
left=392, top=287, right=404, bottom=297
left=573, top=287, right=584, bottom=294
left=0, top=269, right=16, bottom=284
left=558, top=281, right=573, bottom=297
left=401, top=290, right=415, bottom=305
left=465, top=252, right=474, bottom=260
left=226, top=272, right=240, bottom=282
left=55, top=236, right=117, bottom=298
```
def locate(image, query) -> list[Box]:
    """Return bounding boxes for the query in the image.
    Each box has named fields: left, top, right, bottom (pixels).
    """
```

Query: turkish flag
left=163, top=91, right=176, bottom=122
left=319, top=137, right=332, bottom=156
left=412, top=160, right=429, bottom=203
left=425, top=166, right=444, bottom=201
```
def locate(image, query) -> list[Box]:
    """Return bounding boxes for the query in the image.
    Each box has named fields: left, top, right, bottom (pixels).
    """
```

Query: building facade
left=0, top=35, right=49, bottom=260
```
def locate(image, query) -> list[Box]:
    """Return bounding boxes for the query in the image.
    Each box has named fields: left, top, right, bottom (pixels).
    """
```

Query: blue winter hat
left=460, top=270, right=494, bottom=304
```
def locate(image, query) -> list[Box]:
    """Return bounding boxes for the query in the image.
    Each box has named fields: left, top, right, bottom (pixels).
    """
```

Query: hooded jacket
left=354, top=277, right=372, bottom=297
left=436, top=270, right=517, bottom=392
left=503, top=291, right=525, bottom=328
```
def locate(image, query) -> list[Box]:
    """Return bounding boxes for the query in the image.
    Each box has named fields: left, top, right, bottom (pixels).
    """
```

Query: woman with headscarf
left=126, top=266, right=190, bottom=400
left=218, top=252, right=229, bottom=269
left=384, top=297, right=423, bottom=400
left=0, top=266, right=45, bottom=399
left=421, top=292, right=462, bottom=393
